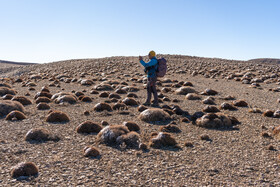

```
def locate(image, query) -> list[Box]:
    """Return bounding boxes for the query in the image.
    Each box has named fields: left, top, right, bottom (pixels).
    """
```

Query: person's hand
left=139, top=56, right=143, bottom=61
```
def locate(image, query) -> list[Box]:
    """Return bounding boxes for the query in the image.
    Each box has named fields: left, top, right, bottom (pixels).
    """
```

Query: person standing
left=139, top=50, right=159, bottom=107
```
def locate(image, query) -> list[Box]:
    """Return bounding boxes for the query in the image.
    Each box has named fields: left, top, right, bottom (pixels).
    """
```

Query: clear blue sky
left=0, top=0, right=279, bottom=63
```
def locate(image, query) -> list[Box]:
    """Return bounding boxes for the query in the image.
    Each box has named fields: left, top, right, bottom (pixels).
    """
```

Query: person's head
left=148, top=50, right=156, bottom=59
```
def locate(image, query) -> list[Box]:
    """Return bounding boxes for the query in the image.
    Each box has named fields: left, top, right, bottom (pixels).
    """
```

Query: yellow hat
left=149, top=50, right=156, bottom=57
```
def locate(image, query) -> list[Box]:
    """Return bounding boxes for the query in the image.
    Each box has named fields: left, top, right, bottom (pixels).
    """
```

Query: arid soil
left=0, top=55, right=280, bottom=186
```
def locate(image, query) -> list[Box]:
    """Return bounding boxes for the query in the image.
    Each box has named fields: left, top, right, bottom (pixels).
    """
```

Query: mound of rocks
left=202, top=97, right=216, bottom=105
left=2, top=94, right=13, bottom=100
left=52, top=92, right=78, bottom=104
left=159, top=124, right=181, bottom=133
left=122, top=97, right=138, bottom=106
left=46, top=110, right=70, bottom=123
left=36, top=97, right=51, bottom=104
left=233, top=100, right=248, bottom=107
left=93, top=102, right=112, bottom=112
left=0, top=83, right=12, bottom=88
left=80, top=96, right=93, bottom=102
left=11, top=96, right=32, bottom=105
left=0, top=87, right=16, bottom=96
left=80, top=79, right=94, bottom=86
left=25, top=128, right=60, bottom=142
left=185, top=93, right=201, bottom=100
left=97, top=125, right=130, bottom=144
left=195, top=113, right=234, bottom=128
left=175, top=86, right=196, bottom=95
left=76, top=121, right=102, bottom=134
left=138, top=105, right=148, bottom=112
left=0, top=100, right=25, bottom=117
left=201, top=88, right=218, bottom=95
left=220, top=102, right=237, bottom=110
left=94, top=83, right=113, bottom=91
left=139, top=108, right=171, bottom=122
left=112, top=103, right=128, bottom=110
left=34, top=91, right=52, bottom=99
left=203, top=105, right=220, bottom=113
left=5, top=110, right=26, bottom=121
left=263, top=110, right=274, bottom=117
left=149, top=132, right=178, bottom=148
left=11, top=162, right=39, bottom=178
left=116, top=131, right=140, bottom=148
left=36, top=103, right=50, bottom=110
left=123, top=121, right=140, bottom=132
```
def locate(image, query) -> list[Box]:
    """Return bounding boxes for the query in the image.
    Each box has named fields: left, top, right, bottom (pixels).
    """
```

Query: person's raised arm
left=139, top=58, right=157, bottom=68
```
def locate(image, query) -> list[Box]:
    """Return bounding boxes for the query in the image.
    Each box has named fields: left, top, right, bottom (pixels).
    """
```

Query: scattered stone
left=181, top=117, right=190, bottom=123
left=267, top=144, right=275, bottom=150
left=200, top=134, right=210, bottom=141
left=273, top=110, right=280, bottom=118
left=261, top=131, right=270, bottom=138
left=139, top=143, right=148, bottom=150
left=101, top=120, right=109, bottom=126
left=184, top=141, right=194, bottom=147
left=248, top=108, right=262, bottom=113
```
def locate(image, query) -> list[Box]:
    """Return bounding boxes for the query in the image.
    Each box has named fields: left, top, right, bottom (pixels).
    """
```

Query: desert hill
left=0, top=54, right=280, bottom=186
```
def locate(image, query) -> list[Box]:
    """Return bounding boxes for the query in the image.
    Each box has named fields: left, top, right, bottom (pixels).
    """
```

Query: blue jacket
left=139, top=57, right=158, bottom=78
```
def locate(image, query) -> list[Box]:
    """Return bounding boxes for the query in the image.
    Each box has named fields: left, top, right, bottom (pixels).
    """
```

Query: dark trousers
left=146, top=76, right=158, bottom=103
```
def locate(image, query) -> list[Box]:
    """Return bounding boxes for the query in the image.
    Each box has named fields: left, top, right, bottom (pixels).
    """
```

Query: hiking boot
left=151, top=102, right=160, bottom=107
left=143, top=102, right=151, bottom=106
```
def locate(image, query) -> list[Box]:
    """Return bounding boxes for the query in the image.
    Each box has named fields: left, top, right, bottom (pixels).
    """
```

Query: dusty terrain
left=0, top=55, right=280, bottom=186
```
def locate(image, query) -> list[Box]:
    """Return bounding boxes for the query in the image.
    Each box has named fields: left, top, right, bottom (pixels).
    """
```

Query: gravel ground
left=0, top=55, right=280, bottom=186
